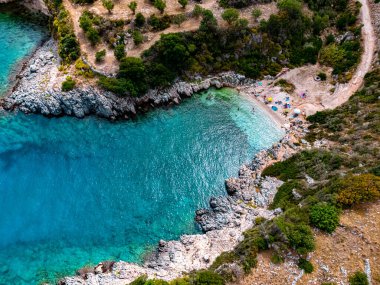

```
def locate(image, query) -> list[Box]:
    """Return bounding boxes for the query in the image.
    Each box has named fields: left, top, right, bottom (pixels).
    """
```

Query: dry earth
left=236, top=201, right=380, bottom=285
left=62, top=0, right=277, bottom=73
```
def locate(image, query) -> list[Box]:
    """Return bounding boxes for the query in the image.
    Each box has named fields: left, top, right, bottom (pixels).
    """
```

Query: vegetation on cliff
left=48, top=0, right=80, bottom=63
left=95, top=0, right=360, bottom=97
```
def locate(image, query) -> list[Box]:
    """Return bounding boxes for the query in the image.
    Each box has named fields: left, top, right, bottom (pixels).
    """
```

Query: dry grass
left=235, top=201, right=380, bottom=285
left=62, top=0, right=277, bottom=73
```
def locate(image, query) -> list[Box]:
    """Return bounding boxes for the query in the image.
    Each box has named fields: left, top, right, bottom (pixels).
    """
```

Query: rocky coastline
left=0, top=0, right=49, bottom=15
left=0, top=37, right=312, bottom=285
left=1, top=39, right=261, bottom=120
left=59, top=129, right=307, bottom=285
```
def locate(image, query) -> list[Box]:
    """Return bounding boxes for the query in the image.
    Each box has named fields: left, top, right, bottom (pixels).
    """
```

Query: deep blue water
left=0, top=11, right=284, bottom=285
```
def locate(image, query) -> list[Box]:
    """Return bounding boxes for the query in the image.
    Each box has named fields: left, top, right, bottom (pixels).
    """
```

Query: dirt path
left=322, top=0, right=376, bottom=109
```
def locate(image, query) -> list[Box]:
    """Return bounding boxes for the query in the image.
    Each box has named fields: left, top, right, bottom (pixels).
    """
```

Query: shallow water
left=0, top=11, right=284, bottom=285
left=0, top=11, right=47, bottom=95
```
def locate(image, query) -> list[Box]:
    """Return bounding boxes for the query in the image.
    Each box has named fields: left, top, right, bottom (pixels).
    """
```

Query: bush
left=95, top=49, right=106, bottom=62
left=262, top=150, right=343, bottom=181
left=349, top=271, right=369, bottom=285
left=153, top=0, right=166, bottom=13
left=309, top=204, right=340, bottom=233
left=114, top=43, right=126, bottom=61
left=133, top=30, right=144, bottom=45
left=270, top=253, right=283, bottom=264
left=318, top=72, right=327, bottom=81
left=336, top=174, right=380, bottom=207
left=178, top=0, right=188, bottom=8
left=61, top=76, right=76, bottom=91
left=221, top=8, right=239, bottom=25
left=135, top=13, right=146, bottom=27
left=192, top=271, right=225, bottom=285
left=53, top=5, right=81, bottom=63
left=148, top=15, right=171, bottom=31
left=252, top=8, right=262, bottom=20
left=172, top=14, right=186, bottom=27
left=102, top=0, right=114, bottom=13
left=128, top=1, right=137, bottom=14
left=297, top=258, right=314, bottom=273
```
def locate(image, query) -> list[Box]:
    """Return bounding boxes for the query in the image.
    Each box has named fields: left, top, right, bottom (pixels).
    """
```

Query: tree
left=252, top=8, right=262, bottom=21
left=153, top=0, right=166, bottom=13
left=132, top=30, right=144, bottom=45
left=102, top=0, right=114, bottom=13
left=222, top=8, right=239, bottom=25
left=192, top=4, right=203, bottom=18
left=178, top=0, right=188, bottom=9
left=86, top=27, right=100, bottom=45
left=128, top=1, right=137, bottom=14
left=172, top=14, right=186, bottom=27
left=95, top=49, right=106, bottom=62
left=199, top=9, right=218, bottom=32
left=114, top=44, right=126, bottom=61
left=135, top=12, right=146, bottom=27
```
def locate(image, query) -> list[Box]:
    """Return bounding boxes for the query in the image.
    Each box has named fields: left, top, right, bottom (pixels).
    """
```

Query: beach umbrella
left=268, top=97, right=273, bottom=102
left=294, top=108, right=301, bottom=114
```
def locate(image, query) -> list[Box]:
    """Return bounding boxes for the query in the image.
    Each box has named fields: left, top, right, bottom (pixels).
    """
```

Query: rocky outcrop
left=0, top=0, right=49, bottom=15
left=2, top=40, right=257, bottom=120
left=59, top=133, right=300, bottom=285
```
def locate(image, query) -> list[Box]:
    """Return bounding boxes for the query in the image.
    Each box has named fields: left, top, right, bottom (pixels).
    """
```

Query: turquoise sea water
left=0, top=11, right=47, bottom=95
left=0, top=11, right=284, bottom=285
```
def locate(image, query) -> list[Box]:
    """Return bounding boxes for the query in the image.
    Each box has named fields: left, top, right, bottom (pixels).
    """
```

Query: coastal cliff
left=0, top=0, right=49, bottom=14
left=2, top=40, right=267, bottom=120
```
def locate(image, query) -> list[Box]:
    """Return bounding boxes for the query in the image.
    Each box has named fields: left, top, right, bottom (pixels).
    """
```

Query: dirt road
left=323, top=0, right=376, bottom=109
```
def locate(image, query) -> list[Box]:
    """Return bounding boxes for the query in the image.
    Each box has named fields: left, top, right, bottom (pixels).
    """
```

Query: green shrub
left=133, top=30, right=144, bottom=45
left=349, top=271, right=369, bottom=285
left=72, top=0, right=95, bottom=3
left=252, top=8, right=262, bottom=20
left=309, top=203, right=340, bottom=233
left=270, top=253, right=283, bottom=264
left=172, top=14, right=186, bottom=27
left=193, top=270, right=225, bottom=285
left=148, top=15, right=171, bottom=31
left=61, top=76, right=76, bottom=91
left=128, top=1, right=137, bottom=14
left=318, top=72, right=327, bottom=81
left=135, top=13, right=146, bottom=27
left=221, top=8, right=239, bottom=25
left=297, top=258, right=314, bottom=273
left=262, top=150, right=343, bottom=181
left=53, top=4, right=81, bottom=63
left=114, top=43, right=126, bottom=61
left=270, top=180, right=303, bottom=210
left=153, top=0, right=166, bottom=13
left=95, top=49, right=106, bottom=62
left=178, top=0, right=188, bottom=8
left=274, top=79, right=295, bottom=93
left=277, top=218, right=315, bottom=254
left=102, top=0, right=114, bottom=13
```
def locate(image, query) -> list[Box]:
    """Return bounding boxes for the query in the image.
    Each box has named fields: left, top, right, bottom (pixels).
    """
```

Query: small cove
left=0, top=10, right=284, bottom=285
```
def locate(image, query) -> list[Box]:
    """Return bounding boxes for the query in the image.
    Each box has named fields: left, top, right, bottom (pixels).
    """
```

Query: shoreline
left=0, top=4, right=50, bottom=99
left=238, top=86, right=287, bottom=128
